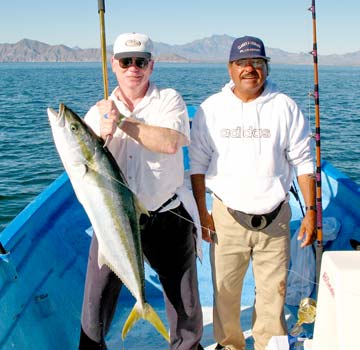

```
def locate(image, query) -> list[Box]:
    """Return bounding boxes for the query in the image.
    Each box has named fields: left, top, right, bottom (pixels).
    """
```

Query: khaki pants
left=211, top=197, right=290, bottom=350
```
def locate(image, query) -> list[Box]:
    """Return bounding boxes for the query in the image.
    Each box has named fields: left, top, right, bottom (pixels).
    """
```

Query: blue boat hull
left=1, top=106, right=360, bottom=349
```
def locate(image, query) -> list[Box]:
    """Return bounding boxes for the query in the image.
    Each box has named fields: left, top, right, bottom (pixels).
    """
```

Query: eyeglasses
left=118, top=57, right=150, bottom=69
left=233, top=58, right=266, bottom=69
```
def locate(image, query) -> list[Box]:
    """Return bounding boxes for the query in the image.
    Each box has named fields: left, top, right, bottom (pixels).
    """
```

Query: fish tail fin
left=121, top=301, right=170, bottom=342
left=143, top=302, right=170, bottom=342
left=121, top=302, right=142, bottom=340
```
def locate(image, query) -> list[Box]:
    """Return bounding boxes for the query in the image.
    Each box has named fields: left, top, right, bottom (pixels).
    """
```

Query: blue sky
left=1, top=0, right=359, bottom=55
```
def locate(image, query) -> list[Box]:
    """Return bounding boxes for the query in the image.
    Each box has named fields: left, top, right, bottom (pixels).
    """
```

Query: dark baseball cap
left=229, top=36, right=270, bottom=62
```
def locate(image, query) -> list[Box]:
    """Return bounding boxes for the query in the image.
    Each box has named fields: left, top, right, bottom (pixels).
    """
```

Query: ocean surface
left=1, top=62, right=360, bottom=232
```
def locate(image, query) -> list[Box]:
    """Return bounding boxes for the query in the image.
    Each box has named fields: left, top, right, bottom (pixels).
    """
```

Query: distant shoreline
left=2, top=61, right=360, bottom=68
left=1, top=37, right=359, bottom=66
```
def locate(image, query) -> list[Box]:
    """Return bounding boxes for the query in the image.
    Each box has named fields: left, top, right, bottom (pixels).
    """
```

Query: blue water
left=1, top=62, right=360, bottom=232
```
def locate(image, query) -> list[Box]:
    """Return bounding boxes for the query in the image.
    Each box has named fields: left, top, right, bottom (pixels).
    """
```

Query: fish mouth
left=47, top=103, right=65, bottom=127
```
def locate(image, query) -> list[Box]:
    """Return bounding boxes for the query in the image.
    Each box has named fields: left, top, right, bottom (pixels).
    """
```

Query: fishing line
left=82, top=159, right=329, bottom=289
left=82, top=158, right=215, bottom=235
left=82, top=157, right=213, bottom=230
left=287, top=268, right=317, bottom=286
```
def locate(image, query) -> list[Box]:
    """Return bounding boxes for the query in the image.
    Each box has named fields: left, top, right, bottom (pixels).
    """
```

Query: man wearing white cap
left=78, top=32, right=204, bottom=350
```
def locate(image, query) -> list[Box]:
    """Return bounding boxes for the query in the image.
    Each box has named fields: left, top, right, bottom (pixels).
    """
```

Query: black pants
left=79, top=203, right=203, bottom=350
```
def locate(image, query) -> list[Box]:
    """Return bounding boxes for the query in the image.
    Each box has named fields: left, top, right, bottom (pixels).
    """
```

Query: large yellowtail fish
left=47, top=104, right=169, bottom=342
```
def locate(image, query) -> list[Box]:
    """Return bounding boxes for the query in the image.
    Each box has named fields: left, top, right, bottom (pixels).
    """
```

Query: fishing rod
left=98, top=0, right=112, bottom=148
left=98, top=0, right=109, bottom=99
left=309, top=0, right=323, bottom=290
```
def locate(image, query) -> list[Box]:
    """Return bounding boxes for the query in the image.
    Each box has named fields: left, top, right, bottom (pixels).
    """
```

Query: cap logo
left=125, top=39, right=142, bottom=47
left=238, top=41, right=261, bottom=52
left=229, top=36, right=269, bottom=62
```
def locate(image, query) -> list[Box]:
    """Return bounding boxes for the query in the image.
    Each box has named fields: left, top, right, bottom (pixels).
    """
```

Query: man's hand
left=297, top=209, right=317, bottom=248
left=97, top=99, right=121, bottom=141
left=200, top=211, right=216, bottom=243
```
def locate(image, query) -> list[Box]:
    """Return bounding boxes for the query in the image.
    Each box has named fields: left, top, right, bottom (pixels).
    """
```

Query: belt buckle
left=250, top=215, right=268, bottom=230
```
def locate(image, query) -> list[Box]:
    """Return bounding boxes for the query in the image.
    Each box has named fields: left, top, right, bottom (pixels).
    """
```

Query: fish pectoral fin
left=121, top=302, right=169, bottom=343
left=71, top=163, right=88, bottom=178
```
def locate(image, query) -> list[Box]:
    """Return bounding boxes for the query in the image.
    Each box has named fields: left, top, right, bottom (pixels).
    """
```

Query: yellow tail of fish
left=122, top=301, right=170, bottom=342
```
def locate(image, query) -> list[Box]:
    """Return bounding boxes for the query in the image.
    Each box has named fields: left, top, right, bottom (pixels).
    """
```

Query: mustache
left=241, top=73, right=258, bottom=79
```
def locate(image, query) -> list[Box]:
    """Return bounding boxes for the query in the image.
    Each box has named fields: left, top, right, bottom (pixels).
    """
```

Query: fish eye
left=70, top=123, right=79, bottom=133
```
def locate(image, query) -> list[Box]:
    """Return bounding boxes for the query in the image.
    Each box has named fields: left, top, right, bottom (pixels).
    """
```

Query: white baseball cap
left=113, top=33, right=153, bottom=59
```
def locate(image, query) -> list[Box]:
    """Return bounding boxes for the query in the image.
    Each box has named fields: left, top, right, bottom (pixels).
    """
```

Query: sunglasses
left=233, top=58, right=266, bottom=69
left=118, top=57, right=150, bottom=69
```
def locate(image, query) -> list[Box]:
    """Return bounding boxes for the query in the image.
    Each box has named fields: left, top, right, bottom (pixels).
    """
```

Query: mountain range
left=1, top=35, right=359, bottom=66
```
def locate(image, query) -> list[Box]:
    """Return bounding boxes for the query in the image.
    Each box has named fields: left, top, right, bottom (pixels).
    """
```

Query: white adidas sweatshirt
left=189, top=80, right=314, bottom=214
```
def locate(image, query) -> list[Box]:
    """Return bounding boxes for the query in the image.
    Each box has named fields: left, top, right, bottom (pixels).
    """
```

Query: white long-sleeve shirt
left=189, top=80, right=314, bottom=214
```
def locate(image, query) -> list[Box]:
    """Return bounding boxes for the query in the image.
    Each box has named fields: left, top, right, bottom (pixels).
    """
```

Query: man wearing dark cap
left=79, top=32, right=204, bottom=350
left=189, top=36, right=316, bottom=350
